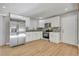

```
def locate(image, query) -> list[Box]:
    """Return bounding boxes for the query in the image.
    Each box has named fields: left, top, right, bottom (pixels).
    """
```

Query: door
left=18, top=21, right=26, bottom=45
left=18, top=33, right=25, bottom=45
left=61, top=13, right=77, bottom=45
left=18, top=21, right=26, bottom=33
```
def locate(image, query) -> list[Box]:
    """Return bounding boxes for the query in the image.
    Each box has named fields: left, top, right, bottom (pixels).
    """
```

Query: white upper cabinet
left=25, top=18, right=30, bottom=28
left=45, top=16, right=60, bottom=27
left=10, top=14, right=26, bottom=20
left=28, top=19, right=39, bottom=30
left=39, top=16, right=60, bottom=28
left=52, top=16, right=60, bottom=27
left=38, top=20, right=46, bottom=28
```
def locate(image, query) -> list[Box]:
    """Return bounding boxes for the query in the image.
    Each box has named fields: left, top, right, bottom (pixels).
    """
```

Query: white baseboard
left=78, top=45, right=79, bottom=47
left=0, top=43, right=10, bottom=46
left=6, top=43, right=10, bottom=45
left=0, top=44, right=5, bottom=46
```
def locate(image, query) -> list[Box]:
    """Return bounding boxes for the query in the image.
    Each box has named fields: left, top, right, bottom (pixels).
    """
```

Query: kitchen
left=0, top=3, right=78, bottom=56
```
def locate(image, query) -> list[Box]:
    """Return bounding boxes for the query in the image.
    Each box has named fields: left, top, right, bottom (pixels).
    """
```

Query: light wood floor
left=0, top=40, right=78, bottom=56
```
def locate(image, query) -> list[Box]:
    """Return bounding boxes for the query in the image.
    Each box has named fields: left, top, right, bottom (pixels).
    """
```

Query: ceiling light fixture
left=2, top=6, right=6, bottom=8
left=39, top=17, right=43, bottom=19
left=64, top=8, right=68, bottom=11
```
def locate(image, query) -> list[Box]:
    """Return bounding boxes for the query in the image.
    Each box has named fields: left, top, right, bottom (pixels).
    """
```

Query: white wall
left=4, top=16, right=10, bottom=44
left=0, top=15, right=10, bottom=46
left=78, top=12, right=79, bottom=46
left=0, top=16, right=4, bottom=46
left=61, top=12, right=77, bottom=45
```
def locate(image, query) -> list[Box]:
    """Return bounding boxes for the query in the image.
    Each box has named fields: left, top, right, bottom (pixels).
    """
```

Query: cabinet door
left=40, top=32, right=43, bottom=39
left=34, top=32, right=37, bottom=40
left=49, top=32, right=60, bottom=43
left=26, top=33, right=28, bottom=42
left=34, top=32, right=42, bottom=40
left=38, top=32, right=42, bottom=39
left=31, top=32, right=34, bottom=40
left=49, top=32, right=54, bottom=42
left=34, top=32, right=38, bottom=40
left=34, top=32, right=39, bottom=40
left=53, top=33, right=60, bottom=43
left=26, top=32, right=31, bottom=42
left=51, top=16, right=60, bottom=27
left=29, top=32, right=34, bottom=41
left=54, top=19, right=60, bottom=27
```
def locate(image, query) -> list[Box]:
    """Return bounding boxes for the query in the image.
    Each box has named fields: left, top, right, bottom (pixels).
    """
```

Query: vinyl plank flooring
left=0, top=40, right=78, bottom=56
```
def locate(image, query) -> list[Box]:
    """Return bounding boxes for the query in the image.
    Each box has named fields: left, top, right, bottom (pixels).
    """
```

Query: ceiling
left=0, top=3, right=77, bottom=18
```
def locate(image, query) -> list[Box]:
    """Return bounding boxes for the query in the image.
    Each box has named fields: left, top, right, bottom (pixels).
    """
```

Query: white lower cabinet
left=26, top=32, right=32, bottom=42
left=49, top=32, right=60, bottom=43
left=26, top=31, right=42, bottom=42
left=26, top=32, right=60, bottom=43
